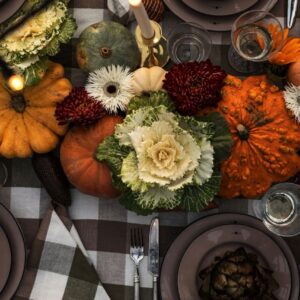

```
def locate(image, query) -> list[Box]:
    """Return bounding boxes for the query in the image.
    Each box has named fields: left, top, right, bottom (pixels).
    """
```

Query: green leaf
left=179, top=115, right=215, bottom=141
left=127, top=91, right=175, bottom=114
left=38, top=15, right=77, bottom=58
left=181, top=170, right=221, bottom=212
left=22, top=57, right=48, bottom=86
left=136, top=186, right=182, bottom=210
left=119, top=189, right=154, bottom=215
left=196, top=112, right=233, bottom=164
left=96, top=135, right=130, bottom=189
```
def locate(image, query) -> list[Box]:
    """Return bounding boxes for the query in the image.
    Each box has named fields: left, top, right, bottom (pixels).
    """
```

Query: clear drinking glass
left=167, top=22, right=212, bottom=64
left=229, top=10, right=284, bottom=73
left=252, top=183, right=300, bottom=237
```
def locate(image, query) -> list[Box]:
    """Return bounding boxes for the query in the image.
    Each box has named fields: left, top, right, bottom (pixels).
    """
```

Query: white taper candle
left=129, top=0, right=155, bottom=39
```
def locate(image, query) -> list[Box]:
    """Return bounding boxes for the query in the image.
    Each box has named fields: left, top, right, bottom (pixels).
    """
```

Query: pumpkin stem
left=100, top=47, right=112, bottom=58
left=10, top=94, right=26, bottom=113
left=236, top=124, right=249, bottom=140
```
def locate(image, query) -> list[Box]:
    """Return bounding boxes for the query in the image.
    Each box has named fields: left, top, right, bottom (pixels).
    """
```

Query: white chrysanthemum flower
left=85, top=65, right=134, bottom=113
left=284, top=83, right=300, bottom=122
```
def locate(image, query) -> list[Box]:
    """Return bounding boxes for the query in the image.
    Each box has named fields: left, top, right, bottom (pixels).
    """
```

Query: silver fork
left=130, top=228, right=144, bottom=300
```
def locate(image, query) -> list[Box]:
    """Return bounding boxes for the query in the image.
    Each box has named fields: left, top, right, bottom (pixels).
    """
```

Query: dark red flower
left=163, top=60, right=227, bottom=115
left=55, top=87, right=106, bottom=126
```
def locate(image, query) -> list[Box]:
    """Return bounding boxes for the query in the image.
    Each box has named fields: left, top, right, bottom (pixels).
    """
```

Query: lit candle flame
left=7, top=75, right=25, bottom=92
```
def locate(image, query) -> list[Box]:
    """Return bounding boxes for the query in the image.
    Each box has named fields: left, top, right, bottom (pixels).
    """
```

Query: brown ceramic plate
left=178, top=224, right=291, bottom=300
left=0, top=0, right=25, bottom=24
left=0, top=202, right=25, bottom=300
left=0, top=226, right=11, bottom=292
left=163, top=0, right=278, bottom=31
left=160, top=213, right=299, bottom=300
left=182, top=0, right=258, bottom=16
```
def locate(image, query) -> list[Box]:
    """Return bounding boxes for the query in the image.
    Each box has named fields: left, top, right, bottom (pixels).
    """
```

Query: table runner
left=1, top=1, right=300, bottom=299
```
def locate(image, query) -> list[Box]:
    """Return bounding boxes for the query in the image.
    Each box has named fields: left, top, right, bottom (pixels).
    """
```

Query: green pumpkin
left=76, top=21, right=141, bottom=72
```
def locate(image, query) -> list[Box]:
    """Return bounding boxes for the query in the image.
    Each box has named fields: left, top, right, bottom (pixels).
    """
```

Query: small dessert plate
left=178, top=224, right=291, bottom=300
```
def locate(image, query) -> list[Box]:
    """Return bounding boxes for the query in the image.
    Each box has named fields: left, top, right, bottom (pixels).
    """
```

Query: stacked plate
left=163, top=0, right=278, bottom=31
left=0, top=0, right=25, bottom=23
left=0, top=203, right=25, bottom=300
left=160, top=213, right=299, bottom=300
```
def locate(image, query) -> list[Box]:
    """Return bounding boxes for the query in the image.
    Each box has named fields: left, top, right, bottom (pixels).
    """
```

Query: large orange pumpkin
left=218, top=75, right=300, bottom=198
left=0, top=61, right=71, bottom=158
left=60, top=115, right=123, bottom=198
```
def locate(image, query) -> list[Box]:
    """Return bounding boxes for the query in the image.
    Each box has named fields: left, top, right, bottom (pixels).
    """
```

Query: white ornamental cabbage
left=117, top=106, right=214, bottom=209
left=96, top=91, right=234, bottom=213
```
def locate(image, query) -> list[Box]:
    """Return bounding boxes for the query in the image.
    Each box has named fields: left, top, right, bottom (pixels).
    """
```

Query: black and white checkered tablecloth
left=1, top=1, right=300, bottom=299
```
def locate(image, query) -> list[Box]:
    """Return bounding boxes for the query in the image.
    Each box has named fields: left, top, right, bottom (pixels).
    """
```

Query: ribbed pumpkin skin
left=76, top=21, right=140, bottom=72
left=218, top=75, right=300, bottom=198
left=60, top=115, right=123, bottom=198
left=0, top=61, right=71, bottom=158
left=132, top=66, right=167, bottom=95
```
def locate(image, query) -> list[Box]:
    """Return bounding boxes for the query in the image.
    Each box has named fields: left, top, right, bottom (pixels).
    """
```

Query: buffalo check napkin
left=15, top=205, right=110, bottom=300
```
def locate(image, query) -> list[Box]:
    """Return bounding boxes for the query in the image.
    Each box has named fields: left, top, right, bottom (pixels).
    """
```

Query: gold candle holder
left=135, top=20, right=169, bottom=68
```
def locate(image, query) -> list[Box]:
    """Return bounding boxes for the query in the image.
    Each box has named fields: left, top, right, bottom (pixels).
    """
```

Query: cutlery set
left=130, top=217, right=159, bottom=300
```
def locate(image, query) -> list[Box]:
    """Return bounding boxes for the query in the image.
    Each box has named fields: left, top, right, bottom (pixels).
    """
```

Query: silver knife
left=148, top=217, right=159, bottom=300
left=287, top=0, right=298, bottom=29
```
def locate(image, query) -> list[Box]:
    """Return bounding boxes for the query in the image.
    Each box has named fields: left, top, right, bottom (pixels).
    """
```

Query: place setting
left=0, top=0, right=300, bottom=299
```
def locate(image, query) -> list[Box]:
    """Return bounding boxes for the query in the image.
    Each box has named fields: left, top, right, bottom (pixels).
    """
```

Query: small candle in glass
left=265, top=192, right=296, bottom=225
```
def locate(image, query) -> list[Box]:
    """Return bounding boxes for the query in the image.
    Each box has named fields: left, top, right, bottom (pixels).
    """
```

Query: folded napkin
left=15, top=205, right=110, bottom=300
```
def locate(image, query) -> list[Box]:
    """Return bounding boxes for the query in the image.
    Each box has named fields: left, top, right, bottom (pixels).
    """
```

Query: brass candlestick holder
left=135, top=20, right=169, bottom=68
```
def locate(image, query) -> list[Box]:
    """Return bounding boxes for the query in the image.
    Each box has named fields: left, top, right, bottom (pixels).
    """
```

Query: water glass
left=231, top=10, right=284, bottom=62
left=252, top=183, right=300, bottom=237
left=167, top=22, right=212, bottom=64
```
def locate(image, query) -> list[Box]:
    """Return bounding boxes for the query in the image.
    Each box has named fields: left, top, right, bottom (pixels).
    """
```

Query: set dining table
left=1, top=0, right=300, bottom=299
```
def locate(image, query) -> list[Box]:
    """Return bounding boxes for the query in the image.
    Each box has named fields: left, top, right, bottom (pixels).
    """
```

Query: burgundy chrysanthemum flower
left=55, top=87, right=106, bottom=126
left=163, top=60, right=227, bottom=115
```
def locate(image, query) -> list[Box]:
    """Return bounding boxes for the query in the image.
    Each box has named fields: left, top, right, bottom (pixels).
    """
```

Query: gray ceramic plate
left=0, top=226, right=11, bottom=292
left=160, top=213, right=299, bottom=300
left=163, top=0, right=278, bottom=31
left=0, top=0, right=25, bottom=23
left=178, top=224, right=291, bottom=300
left=0, top=203, right=25, bottom=300
left=182, top=0, right=258, bottom=16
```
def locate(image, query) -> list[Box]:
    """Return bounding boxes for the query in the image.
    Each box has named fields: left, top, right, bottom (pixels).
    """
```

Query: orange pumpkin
left=0, top=61, right=71, bottom=158
left=217, top=75, right=300, bottom=198
left=60, top=115, right=123, bottom=198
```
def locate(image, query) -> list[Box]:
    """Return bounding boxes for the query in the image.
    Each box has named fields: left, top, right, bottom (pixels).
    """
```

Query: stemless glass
left=252, top=183, right=300, bottom=237
left=229, top=10, right=284, bottom=73
left=167, top=22, right=212, bottom=64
